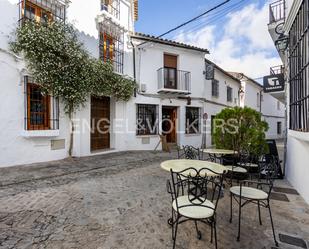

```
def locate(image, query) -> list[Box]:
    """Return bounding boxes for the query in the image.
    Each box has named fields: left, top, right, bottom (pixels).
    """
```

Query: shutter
left=164, top=54, right=177, bottom=68
left=134, top=0, right=138, bottom=21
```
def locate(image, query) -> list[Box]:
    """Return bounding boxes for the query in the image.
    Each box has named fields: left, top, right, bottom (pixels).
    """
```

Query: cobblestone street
left=0, top=150, right=308, bottom=249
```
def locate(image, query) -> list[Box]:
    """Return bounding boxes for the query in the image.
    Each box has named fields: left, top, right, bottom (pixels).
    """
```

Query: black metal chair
left=229, top=156, right=279, bottom=246
left=176, top=145, right=185, bottom=159
left=167, top=167, right=225, bottom=249
left=183, top=145, right=201, bottom=160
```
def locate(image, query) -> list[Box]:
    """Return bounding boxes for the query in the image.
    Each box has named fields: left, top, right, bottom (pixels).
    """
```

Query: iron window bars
left=136, top=104, right=158, bottom=135
left=24, top=76, right=59, bottom=130
left=288, top=0, right=309, bottom=132
left=227, top=86, right=233, bottom=102
left=270, top=65, right=284, bottom=75
left=19, top=0, right=66, bottom=24
left=99, top=32, right=124, bottom=74
left=269, top=0, right=285, bottom=24
left=186, top=107, right=201, bottom=134
left=211, top=79, right=219, bottom=97
left=157, top=68, right=191, bottom=92
left=101, top=0, right=120, bottom=19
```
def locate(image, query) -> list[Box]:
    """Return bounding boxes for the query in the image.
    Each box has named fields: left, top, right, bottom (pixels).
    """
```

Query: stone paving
left=0, top=150, right=309, bottom=249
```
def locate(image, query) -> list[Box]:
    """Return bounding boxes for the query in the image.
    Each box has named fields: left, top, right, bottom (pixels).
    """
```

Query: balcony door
left=164, top=54, right=177, bottom=89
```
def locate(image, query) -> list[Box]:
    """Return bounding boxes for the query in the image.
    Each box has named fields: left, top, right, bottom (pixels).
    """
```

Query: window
left=136, top=104, right=158, bottom=135
left=101, top=0, right=120, bottom=19
left=186, top=107, right=200, bottom=134
left=212, top=79, right=219, bottom=97
left=227, top=86, right=233, bottom=102
left=289, top=0, right=309, bottom=132
left=24, top=76, right=59, bottom=130
left=102, top=33, right=114, bottom=61
left=99, top=32, right=124, bottom=74
left=277, top=122, right=282, bottom=135
left=20, top=0, right=65, bottom=24
left=22, top=2, right=52, bottom=23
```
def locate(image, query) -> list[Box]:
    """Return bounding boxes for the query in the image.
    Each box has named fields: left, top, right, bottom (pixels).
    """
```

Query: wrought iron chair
left=237, top=150, right=259, bottom=179
left=167, top=167, right=225, bottom=249
left=183, top=145, right=201, bottom=160
left=229, top=156, right=279, bottom=246
left=176, top=145, right=185, bottom=159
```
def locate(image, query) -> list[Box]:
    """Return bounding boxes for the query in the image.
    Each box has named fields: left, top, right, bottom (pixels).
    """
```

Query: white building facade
left=268, top=0, right=309, bottom=203
left=230, top=72, right=286, bottom=140
left=0, top=0, right=288, bottom=168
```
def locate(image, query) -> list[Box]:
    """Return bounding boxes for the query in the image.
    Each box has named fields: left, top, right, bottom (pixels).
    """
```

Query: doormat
left=270, top=192, right=289, bottom=202
left=279, top=234, right=307, bottom=248
left=273, top=187, right=299, bottom=195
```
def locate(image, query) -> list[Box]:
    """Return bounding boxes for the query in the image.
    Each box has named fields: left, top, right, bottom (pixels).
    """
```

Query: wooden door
left=91, top=96, right=110, bottom=151
left=170, top=108, right=177, bottom=143
left=162, top=107, right=177, bottom=143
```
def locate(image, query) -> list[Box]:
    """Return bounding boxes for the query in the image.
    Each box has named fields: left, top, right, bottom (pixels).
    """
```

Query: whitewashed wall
left=241, top=78, right=285, bottom=139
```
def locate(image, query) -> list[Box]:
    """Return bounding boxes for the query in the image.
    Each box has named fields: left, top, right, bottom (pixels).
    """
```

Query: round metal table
left=161, top=159, right=226, bottom=176
left=203, top=149, right=237, bottom=164
left=203, top=148, right=237, bottom=155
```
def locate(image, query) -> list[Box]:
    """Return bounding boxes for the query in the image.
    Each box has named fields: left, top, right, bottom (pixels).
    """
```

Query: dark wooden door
left=91, top=96, right=110, bottom=151
left=162, top=107, right=177, bottom=143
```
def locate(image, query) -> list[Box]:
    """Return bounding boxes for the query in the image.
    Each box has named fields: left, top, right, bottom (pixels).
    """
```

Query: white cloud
left=174, top=2, right=281, bottom=79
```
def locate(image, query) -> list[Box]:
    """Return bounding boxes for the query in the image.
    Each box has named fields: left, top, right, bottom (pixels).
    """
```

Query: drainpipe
left=259, top=89, right=263, bottom=114
left=130, top=39, right=137, bottom=97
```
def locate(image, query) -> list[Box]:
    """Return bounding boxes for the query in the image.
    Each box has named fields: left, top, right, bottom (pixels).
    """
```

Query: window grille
left=101, top=0, right=120, bottom=19
left=19, top=0, right=66, bottom=24
left=227, top=86, right=233, bottom=102
left=24, top=76, right=59, bottom=130
left=186, top=107, right=201, bottom=134
left=99, top=32, right=124, bottom=74
left=289, top=0, right=309, bottom=131
left=212, top=79, right=219, bottom=97
left=136, top=104, right=158, bottom=135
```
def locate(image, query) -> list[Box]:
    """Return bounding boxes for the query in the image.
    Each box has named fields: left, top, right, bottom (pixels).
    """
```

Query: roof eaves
left=205, top=59, right=241, bottom=84
left=131, top=32, right=210, bottom=54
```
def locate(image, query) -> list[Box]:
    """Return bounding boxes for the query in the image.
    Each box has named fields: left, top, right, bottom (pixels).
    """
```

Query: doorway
left=91, top=96, right=110, bottom=151
left=162, top=106, right=177, bottom=143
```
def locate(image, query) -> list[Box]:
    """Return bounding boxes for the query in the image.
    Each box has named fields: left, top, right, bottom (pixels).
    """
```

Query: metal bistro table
left=161, top=159, right=226, bottom=227
left=161, top=159, right=226, bottom=176
left=203, top=148, right=237, bottom=164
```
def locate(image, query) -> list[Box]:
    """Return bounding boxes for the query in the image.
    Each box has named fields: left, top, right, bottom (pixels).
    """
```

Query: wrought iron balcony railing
left=157, top=67, right=191, bottom=94
left=270, top=65, right=284, bottom=75
left=269, top=0, right=285, bottom=24
left=101, top=0, right=120, bottom=19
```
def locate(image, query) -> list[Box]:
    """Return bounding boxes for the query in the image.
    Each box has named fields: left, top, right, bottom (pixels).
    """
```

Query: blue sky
left=135, top=0, right=251, bottom=36
left=135, top=0, right=281, bottom=79
left=7, top=0, right=280, bottom=79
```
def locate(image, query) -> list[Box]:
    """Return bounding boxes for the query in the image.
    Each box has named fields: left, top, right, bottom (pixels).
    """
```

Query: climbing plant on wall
left=11, top=21, right=136, bottom=156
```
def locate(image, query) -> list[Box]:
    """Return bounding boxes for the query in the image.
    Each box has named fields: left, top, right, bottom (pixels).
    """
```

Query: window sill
left=288, top=129, right=309, bottom=143
left=21, top=130, right=60, bottom=138
left=136, top=134, right=159, bottom=138
left=185, top=133, right=201, bottom=136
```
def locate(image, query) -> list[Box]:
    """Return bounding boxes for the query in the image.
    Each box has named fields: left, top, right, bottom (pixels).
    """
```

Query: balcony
left=157, top=67, right=191, bottom=95
left=100, top=0, right=120, bottom=20
left=270, top=65, right=284, bottom=75
left=269, top=0, right=285, bottom=24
